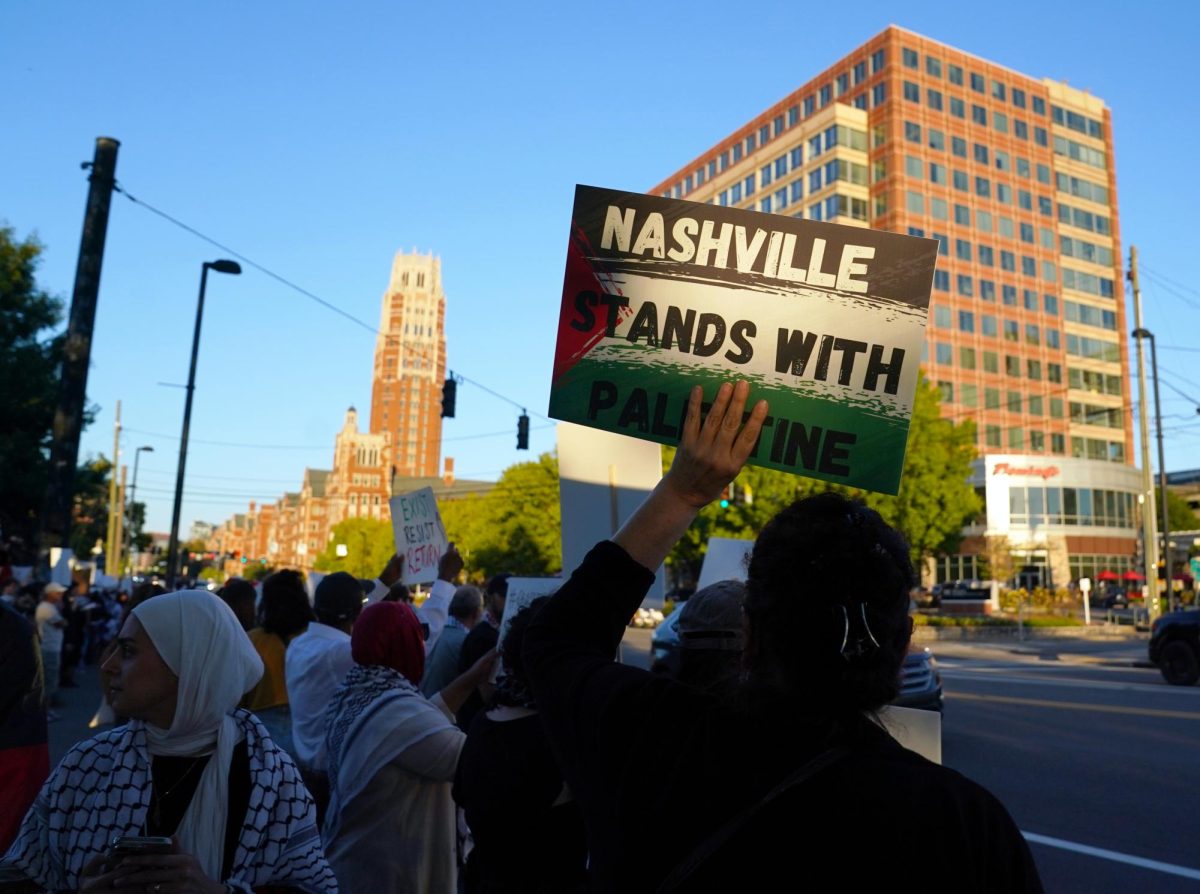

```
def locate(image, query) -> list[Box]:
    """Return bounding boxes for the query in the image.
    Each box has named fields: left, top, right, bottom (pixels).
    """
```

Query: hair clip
left=839, top=603, right=881, bottom=660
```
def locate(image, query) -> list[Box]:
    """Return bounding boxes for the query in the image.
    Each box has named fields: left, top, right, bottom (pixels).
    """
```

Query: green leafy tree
left=1156, top=487, right=1198, bottom=532
left=0, top=226, right=66, bottom=552
left=665, top=376, right=981, bottom=582
left=313, top=517, right=395, bottom=579
left=439, top=453, right=561, bottom=579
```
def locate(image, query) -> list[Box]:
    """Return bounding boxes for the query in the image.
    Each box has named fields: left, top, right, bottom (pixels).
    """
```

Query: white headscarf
left=132, top=589, right=263, bottom=880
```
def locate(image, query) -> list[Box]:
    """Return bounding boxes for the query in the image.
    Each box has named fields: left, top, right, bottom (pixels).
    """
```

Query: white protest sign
left=696, top=537, right=754, bottom=590
left=557, top=421, right=665, bottom=605
left=492, top=576, right=562, bottom=682
left=388, top=487, right=449, bottom=586
left=306, top=571, right=326, bottom=603
left=878, top=705, right=942, bottom=764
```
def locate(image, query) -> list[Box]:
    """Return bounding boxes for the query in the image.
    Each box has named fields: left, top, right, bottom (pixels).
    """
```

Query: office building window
left=972, top=105, right=988, bottom=125
left=929, top=128, right=945, bottom=151
left=903, top=48, right=919, bottom=68
left=957, top=274, right=974, bottom=297
left=950, top=97, right=965, bottom=118
left=904, top=81, right=920, bottom=102
left=872, top=82, right=887, bottom=106
left=948, top=64, right=964, bottom=85
left=927, top=89, right=943, bottom=111
left=959, top=310, right=975, bottom=333
left=951, top=136, right=967, bottom=157
left=970, top=72, right=985, bottom=92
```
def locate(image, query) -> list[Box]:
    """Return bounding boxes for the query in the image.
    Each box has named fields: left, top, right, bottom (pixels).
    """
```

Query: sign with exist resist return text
left=548, top=185, right=938, bottom=494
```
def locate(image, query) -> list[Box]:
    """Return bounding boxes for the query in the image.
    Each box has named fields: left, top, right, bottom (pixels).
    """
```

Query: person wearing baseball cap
left=35, top=583, right=68, bottom=714
left=284, top=572, right=365, bottom=823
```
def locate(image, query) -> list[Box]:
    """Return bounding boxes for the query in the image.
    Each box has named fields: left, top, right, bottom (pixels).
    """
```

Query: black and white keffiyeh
left=3, top=709, right=337, bottom=893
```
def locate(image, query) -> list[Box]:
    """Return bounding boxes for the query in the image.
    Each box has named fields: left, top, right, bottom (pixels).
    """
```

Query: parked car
left=649, top=604, right=943, bottom=711
left=1149, top=610, right=1200, bottom=686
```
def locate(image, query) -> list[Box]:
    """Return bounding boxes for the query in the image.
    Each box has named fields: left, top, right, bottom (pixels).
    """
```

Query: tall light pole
left=126, top=445, right=153, bottom=576
left=166, top=260, right=241, bottom=588
left=1128, top=248, right=1159, bottom=621
left=1132, top=327, right=1172, bottom=610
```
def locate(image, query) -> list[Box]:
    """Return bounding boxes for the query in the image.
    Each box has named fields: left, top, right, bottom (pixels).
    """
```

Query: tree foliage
left=439, top=453, right=561, bottom=579
left=665, top=376, right=981, bottom=583
left=0, top=226, right=65, bottom=552
left=1157, top=487, right=1198, bottom=532
left=312, top=517, right=395, bottom=579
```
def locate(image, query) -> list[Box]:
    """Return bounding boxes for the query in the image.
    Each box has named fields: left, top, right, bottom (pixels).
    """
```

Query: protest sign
left=548, top=185, right=937, bottom=494
left=696, top=537, right=754, bottom=590
left=493, top=577, right=562, bottom=680
left=557, top=422, right=665, bottom=604
left=878, top=705, right=942, bottom=764
left=497, top=577, right=562, bottom=646
left=388, top=486, right=449, bottom=585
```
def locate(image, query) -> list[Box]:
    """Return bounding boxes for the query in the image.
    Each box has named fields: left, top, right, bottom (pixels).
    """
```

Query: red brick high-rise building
left=650, top=26, right=1138, bottom=587
left=370, top=251, right=447, bottom=478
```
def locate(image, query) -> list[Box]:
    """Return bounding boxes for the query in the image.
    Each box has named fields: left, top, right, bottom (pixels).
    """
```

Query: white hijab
left=132, top=589, right=263, bottom=880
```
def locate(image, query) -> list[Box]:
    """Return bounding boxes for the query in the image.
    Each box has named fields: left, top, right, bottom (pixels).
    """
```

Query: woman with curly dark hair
left=240, top=570, right=313, bottom=757
left=525, top=381, right=1042, bottom=893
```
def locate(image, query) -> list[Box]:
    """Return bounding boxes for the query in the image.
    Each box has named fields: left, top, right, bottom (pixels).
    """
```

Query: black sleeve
left=458, top=622, right=498, bottom=674
left=523, top=541, right=715, bottom=876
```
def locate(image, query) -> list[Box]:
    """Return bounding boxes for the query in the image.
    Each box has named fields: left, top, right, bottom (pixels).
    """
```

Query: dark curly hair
left=258, top=569, right=314, bottom=640
left=743, top=492, right=915, bottom=715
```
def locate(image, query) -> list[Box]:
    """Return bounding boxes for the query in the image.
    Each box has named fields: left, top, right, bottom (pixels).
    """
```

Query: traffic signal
left=719, top=486, right=731, bottom=509
left=517, top=413, right=530, bottom=450
left=441, top=378, right=457, bottom=418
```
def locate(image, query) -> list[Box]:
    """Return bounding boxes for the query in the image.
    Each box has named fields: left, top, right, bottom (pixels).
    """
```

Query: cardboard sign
left=878, top=705, right=942, bottom=764
left=493, top=577, right=562, bottom=680
left=388, top=487, right=449, bottom=585
left=557, top=422, right=665, bottom=605
left=548, top=185, right=936, bottom=494
left=696, top=537, right=755, bottom=590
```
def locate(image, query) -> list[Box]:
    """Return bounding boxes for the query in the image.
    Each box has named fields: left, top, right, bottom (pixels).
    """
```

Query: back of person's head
left=449, top=585, right=483, bottom=621
left=744, top=493, right=915, bottom=715
left=485, top=572, right=512, bottom=600
left=259, top=569, right=314, bottom=639
left=123, top=581, right=167, bottom=624
left=217, top=578, right=257, bottom=630
left=314, top=572, right=365, bottom=627
left=673, top=580, right=746, bottom=697
left=495, top=597, right=549, bottom=704
left=383, top=581, right=414, bottom=604
left=351, top=601, right=425, bottom=685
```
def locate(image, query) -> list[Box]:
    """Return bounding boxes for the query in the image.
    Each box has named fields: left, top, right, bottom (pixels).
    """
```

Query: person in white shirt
left=285, top=572, right=364, bottom=823
left=34, top=583, right=67, bottom=715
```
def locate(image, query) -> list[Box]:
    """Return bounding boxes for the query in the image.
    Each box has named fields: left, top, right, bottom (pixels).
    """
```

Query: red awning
left=1122, top=570, right=1145, bottom=581
left=1096, top=570, right=1120, bottom=581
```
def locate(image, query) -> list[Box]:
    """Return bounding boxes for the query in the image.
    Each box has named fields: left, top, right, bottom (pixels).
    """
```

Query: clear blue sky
left=3, top=1, right=1198, bottom=535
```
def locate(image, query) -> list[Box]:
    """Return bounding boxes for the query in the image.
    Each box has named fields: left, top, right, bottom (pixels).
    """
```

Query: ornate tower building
left=369, top=251, right=447, bottom=479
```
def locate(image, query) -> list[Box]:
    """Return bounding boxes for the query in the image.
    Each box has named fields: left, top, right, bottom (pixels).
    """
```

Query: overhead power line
left=113, top=183, right=549, bottom=420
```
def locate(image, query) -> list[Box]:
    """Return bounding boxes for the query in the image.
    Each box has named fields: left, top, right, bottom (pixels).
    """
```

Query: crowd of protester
left=0, top=381, right=1043, bottom=893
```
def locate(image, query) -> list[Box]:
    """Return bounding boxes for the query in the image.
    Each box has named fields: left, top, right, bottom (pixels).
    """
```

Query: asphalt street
left=623, top=629, right=1200, bottom=893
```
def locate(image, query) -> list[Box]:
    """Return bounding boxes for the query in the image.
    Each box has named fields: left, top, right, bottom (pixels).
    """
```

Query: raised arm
left=613, top=380, right=768, bottom=572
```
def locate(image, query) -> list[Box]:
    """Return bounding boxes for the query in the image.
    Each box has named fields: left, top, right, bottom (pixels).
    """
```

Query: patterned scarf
left=324, top=664, right=418, bottom=790
left=3, top=710, right=337, bottom=892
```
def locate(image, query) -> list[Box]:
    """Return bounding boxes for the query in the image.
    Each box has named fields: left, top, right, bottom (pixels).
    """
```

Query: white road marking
left=1023, top=831, right=1200, bottom=881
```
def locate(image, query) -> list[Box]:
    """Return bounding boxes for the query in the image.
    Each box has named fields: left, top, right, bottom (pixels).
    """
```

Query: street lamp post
left=1133, top=328, right=1172, bottom=609
left=166, top=260, right=241, bottom=588
left=125, top=445, right=153, bottom=576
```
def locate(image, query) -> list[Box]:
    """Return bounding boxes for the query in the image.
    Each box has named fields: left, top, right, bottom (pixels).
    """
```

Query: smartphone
left=109, top=836, right=174, bottom=856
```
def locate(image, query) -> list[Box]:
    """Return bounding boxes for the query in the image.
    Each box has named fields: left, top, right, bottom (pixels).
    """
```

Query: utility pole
left=113, top=465, right=127, bottom=580
left=41, top=137, right=121, bottom=560
left=104, top=401, right=122, bottom=575
left=1129, top=246, right=1160, bottom=621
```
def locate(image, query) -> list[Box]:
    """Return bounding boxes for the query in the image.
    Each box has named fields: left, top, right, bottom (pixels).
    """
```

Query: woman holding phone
left=1, top=589, right=336, bottom=893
